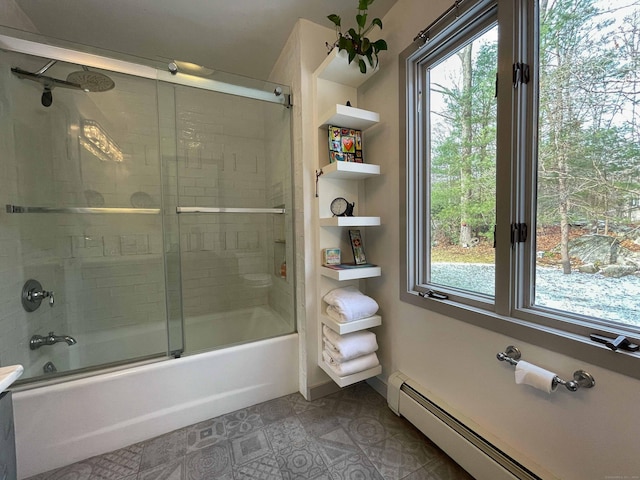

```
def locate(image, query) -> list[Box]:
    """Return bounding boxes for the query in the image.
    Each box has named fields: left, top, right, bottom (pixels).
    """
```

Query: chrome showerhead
left=11, top=65, right=82, bottom=107
left=66, top=67, right=115, bottom=92
left=12, top=60, right=115, bottom=108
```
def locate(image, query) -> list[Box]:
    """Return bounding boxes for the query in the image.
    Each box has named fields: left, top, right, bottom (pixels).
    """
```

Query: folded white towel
left=322, top=337, right=349, bottom=363
left=322, top=342, right=372, bottom=365
left=323, top=286, right=379, bottom=322
left=325, top=306, right=348, bottom=323
left=322, top=325, right=378, bottom=360
left=322, top=350, right=379, bottom=376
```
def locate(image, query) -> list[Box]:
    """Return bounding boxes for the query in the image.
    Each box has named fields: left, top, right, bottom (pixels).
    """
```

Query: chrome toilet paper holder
left=497, top=346, right=595, bottom=392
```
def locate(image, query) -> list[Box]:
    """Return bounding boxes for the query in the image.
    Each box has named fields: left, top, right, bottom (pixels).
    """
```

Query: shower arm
left=34, top=59, right=57, bottom=75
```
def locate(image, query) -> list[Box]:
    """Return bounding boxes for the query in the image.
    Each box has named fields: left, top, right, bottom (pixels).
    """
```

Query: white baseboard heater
left=387, top=372, right=543, bottom=480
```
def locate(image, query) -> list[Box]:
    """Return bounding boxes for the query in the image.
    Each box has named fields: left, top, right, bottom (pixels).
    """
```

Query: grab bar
left=6, top=204, right=160, bottom=214
left=176, top=207, right=285, bottom=214
left=497, top=345, right=595, bottom=392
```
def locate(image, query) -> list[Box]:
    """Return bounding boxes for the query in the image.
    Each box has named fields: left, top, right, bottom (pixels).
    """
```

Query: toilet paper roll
left=515, top=361, right=558, bottom=393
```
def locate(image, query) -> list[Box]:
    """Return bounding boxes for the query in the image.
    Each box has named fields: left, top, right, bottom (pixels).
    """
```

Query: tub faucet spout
left=60, top=334, right=77, bottom=346
left=30, top=331, right=77, bottom=350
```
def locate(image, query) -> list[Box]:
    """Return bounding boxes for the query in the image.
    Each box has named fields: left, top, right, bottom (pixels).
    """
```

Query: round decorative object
left=331, top=197, right=349, bottom=216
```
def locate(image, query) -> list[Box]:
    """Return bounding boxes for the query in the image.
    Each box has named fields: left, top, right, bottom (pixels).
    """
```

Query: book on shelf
left=348, top=229, right=367, bottom=264
left=323, top=263, right=377, bottom=270
left=322, top=248, right=341, bottom=265
left=328, top=125, right=363, bottom=163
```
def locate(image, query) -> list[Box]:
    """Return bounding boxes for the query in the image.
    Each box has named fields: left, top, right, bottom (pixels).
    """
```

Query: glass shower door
left=171, top=84, right=295, bottom=354
left=0, top=48, right=169, bottom=381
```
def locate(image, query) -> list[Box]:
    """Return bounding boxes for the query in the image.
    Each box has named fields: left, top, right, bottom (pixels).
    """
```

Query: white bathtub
left=20, top=305, right=294, bottom=380
left=13, top=333, right=299, bottom=479
left=21, top=321, right=168, bottom=379
left=184, top=306, right=294, bottom=353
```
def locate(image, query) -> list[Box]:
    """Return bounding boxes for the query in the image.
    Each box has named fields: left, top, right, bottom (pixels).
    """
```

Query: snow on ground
left=431, top=263, right=640, bottom=326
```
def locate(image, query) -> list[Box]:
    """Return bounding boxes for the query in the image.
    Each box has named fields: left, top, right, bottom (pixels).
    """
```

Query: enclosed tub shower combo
left=0, top=27, right=297, bottom=477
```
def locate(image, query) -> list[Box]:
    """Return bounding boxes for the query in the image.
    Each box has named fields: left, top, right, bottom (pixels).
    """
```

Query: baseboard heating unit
left=387, top=372, right=543, bottom=480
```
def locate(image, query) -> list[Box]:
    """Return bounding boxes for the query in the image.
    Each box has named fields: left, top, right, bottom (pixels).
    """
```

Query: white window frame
left=400, top=0, right=640, bottom=379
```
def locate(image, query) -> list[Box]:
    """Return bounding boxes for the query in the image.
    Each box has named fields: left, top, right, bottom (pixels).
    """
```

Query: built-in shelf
left=321, top=314, right=381, bottom=335
left=320, top=161, right=380, bottom=180
left=320, top=265, right=381, bottom=281
left=316, top=48, right=379, bottom=88
left=319, top=216, right=381, bottom=227
left=319, top=361, right=382, bottom=388
left=318, top=104, right=380, bottom=131
left=315, top=47, right=382, bottom=389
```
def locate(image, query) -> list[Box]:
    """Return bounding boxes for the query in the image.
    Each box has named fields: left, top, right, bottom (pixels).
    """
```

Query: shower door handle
left=176, top=207, right=285, bottom=214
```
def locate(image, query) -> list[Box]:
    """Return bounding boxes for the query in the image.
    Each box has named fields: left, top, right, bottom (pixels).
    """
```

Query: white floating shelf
left=319, top=361, right=382, bottom=388
left=321, top=314, right=381, bottom=335
left=316, top=48, right=379, bottom=88
left=319, top=216, right=381, bottom=227
left=320, top=161, right=380, bottom=180
left=318, top=104, right=380, bottom=131
left=320, top=265, right=381, bottom=281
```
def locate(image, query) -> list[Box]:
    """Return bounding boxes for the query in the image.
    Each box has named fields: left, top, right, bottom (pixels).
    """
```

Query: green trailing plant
left=327, top=0, right=388, bottom=74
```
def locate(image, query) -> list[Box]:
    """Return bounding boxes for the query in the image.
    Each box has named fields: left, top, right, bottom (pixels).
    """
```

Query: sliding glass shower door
left=0, top=48, right=169, bottom=381
left=0, top=28, right=295, bottom=383
left=168, top=84, right=295, bottom=355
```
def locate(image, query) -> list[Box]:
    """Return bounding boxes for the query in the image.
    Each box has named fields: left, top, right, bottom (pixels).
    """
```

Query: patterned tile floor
left=26, top=382, right=474, bottom=480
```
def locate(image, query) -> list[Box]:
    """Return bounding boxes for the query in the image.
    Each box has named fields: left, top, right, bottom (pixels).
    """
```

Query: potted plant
left=327, top=0, right=388, bottom=74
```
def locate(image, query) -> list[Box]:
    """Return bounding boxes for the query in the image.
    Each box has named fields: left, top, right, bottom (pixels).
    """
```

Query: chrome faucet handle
left=21, top=279, right=54, bottom=311
left=29, top=289, right=54, bottom=305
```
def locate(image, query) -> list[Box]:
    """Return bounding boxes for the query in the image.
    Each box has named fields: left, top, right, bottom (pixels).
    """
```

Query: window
left=532, top=0, right=640, bottom=326
left=427, top=25, right=498, bottom=300
left=402, top=0, right=640, bottom=372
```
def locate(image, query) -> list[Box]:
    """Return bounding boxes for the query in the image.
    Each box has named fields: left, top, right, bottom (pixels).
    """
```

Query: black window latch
left=511, top=223, right=527, bottom=244
left=513, top=62, right=530, bottom=87
left=590, top=333, right=639, bottom=352
left=418, top=289, right=449, bottom=300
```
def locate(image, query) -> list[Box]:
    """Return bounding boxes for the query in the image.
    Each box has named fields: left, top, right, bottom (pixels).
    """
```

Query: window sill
left=400, top=289, right=640, bottom=381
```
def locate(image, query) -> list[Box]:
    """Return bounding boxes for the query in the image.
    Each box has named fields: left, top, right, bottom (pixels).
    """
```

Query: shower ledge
left=0, top=365, right=24, bottom=393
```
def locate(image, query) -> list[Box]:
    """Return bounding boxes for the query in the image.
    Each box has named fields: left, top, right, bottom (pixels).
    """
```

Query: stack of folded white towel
left=322, top=324, right=379, bottom=376
left=323, top=286, right=379, bottom=323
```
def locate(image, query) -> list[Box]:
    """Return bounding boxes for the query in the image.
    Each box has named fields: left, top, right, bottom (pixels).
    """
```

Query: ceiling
left=14, top=0, right=398, bottom=80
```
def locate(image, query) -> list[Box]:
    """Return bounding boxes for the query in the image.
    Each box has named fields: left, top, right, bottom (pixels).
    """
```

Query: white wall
left=270, top=19, right=338, bottom=397
left=296, top=0, right=640, bottom=480
left=0, top=0, right=36, bottom=32
left=356, top=0, right=640, bottom=479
